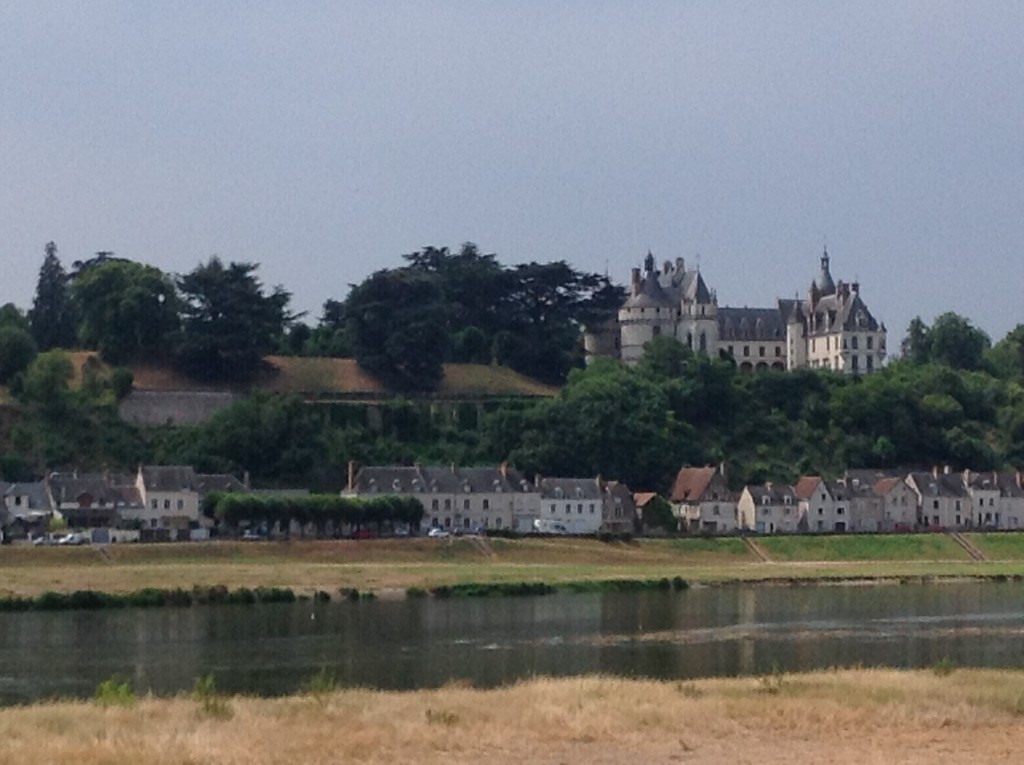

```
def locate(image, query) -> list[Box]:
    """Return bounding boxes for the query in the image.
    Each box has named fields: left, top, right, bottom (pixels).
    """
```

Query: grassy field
left=2, top=534, right=1024, bottom=598
left=756, top=532, right=967, bottom=561
left=2, top=669, right=1023, bottom=764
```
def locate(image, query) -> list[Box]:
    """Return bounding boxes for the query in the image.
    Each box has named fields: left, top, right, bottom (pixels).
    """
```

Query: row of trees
left=20, top=242, right=621, bottom=389
left=205, top=492, right=424, bottom=535
left=25, top=245, right=293, bottom=381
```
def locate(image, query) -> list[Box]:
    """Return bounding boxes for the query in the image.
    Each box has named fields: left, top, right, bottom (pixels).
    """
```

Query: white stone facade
left=587, top=249, right=887, bottom=374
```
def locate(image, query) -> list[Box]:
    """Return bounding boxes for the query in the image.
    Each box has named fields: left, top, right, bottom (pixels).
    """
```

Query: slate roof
left=538, top=477, right=602, bottom=501
left=744, top=483, right=797, bottom=504
left=718, top=307, right=787, bottom=341
left=624, top=270, right=673, bottom=309
left=48, top=473, right=125, bottom=507
left=907, top=472, right=968, bottom=498
left=353, top=465, right=535, bottom=495
left=140, top=466, right=199, bottom=492
left=4, top=482, right=53, bottom=514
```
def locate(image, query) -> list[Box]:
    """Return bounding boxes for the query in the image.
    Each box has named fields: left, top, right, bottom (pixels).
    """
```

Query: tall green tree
left=345, top=269, right=449, bottom=391
left=928, top=312, right=990, bottom=371
left=28, top=242, right=77, bottom=351
left=987, top=324, right=1024, bottom=381
left=176, top=257, right=293, bottom=381
left=72, top=259, right=180, bottom=363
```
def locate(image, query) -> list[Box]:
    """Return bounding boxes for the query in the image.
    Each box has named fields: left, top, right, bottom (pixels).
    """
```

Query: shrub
left=94, top=676, right=136, bottom=707
left=932, top=657, right=957, bottom=676
left=304, top=666, right=339, bottom=707
left=110, top=366, right=134, bottom=399
left=192, top=674, right=233, bottom=719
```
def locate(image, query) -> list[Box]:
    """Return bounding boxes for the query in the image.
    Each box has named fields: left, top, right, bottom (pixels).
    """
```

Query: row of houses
left=343, top=463, right=636, bottom=535
left=671, top=465, right=1024, bottom=534
left=0, top=466, right=247, bottom=542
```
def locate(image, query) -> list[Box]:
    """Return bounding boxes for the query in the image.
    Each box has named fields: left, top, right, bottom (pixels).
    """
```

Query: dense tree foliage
left=28, top=242, right=77, bottom=351
left=72, top=259, right=180, bottom=363
left=177, top=257, right=293, bottom=381
left=902, top=313, right=991, bottom=371
left=341, top=243, right=624, bottom=388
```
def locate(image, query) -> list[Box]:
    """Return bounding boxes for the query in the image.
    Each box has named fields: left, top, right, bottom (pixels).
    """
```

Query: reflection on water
left=1, top=580, right=1023, bottom=704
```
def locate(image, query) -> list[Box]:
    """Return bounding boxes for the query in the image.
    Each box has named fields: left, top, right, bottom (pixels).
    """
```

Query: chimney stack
left=630, top=268, right=641, bottom=296
left=499, top=461, right=508, bottom=479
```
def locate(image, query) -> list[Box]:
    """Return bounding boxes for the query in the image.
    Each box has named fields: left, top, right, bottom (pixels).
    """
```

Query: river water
left=1, top=580, right=1023, bottom=704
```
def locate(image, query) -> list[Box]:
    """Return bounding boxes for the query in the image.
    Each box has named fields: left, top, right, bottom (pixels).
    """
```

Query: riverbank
left=2, top=669, right=1022, bottom=764
left=2, top=535, right=1024, bottom=599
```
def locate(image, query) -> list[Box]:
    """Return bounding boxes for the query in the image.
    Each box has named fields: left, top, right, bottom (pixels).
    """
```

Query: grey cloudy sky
left=2, top=1, right=1022, bottom=346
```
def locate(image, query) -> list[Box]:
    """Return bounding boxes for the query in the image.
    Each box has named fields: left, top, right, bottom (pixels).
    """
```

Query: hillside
left=67, top=352, right=557, bottom=399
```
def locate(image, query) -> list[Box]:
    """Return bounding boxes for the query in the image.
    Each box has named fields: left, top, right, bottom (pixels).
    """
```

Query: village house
left=537, top=478, right=604, bottom=535
left=907, top=469, right=970, bottom=530
left=670, top=465, right=737, bottom=533
left=737, top=482, right=798, bottom=533
left=536, top=477, right=636, bottom=535
left=793, top=476, right=851, bottom=532
left=3, top=481, right=54, bottom=540
left=996, top=472, right=1024, bottom=530
left=46, top=471, right=140, bottom=530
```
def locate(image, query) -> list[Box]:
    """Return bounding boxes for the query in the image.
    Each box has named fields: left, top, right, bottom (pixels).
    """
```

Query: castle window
left=699, top=333, right=707, bottom=351
left=652, top=325, right=661, bottom=337
left=852, top=355, right=859, bottom=371
left=775, top=346, right=782, bottom=357
left=826, top=337, right=830, bottom=351
left=851, top=336, right=859, bottom=349
left=867, top=336, right=874, bottom=349
left=728, top=345, right=734, bottom=356
left=759, top=346, right=765, bottom=357
left=743, top=346, right=750, bottom=357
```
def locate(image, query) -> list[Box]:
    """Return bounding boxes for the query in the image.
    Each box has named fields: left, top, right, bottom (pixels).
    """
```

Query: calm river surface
left=2, top=580, right=1024, bottom=704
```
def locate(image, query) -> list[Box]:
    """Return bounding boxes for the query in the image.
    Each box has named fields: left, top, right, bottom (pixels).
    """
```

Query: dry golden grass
left=2, top=670, right=1023, bottom=764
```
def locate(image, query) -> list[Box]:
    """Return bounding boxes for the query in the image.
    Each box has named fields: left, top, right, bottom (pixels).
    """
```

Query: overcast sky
left=2, top=2, right=1022, bottom=346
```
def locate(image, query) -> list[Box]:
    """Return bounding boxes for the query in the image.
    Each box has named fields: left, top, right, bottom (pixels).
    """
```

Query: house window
left=933, top=500, right=939, bottom=509
left=852, top=336, right=859, bottom=349
left=728, top=345, right=734, bottom=356
left=177, top=499, right=184, bottom=510
left=150, top=519, right=157, bottom=528
left=464, top=499, right=470, bottom=510
left=867, top=356, right=874, bottom=372
left=444, top=499, right=451, bottom=510
left=589, top=504, right=595, bottom=513
left=712, top=505, right=720, bottom=516
left=818, top=508, right=824, bottom=516
left=444, top=517, right=451, bottom=528
left=431, top=499, right=439, bottom=510
left=577, top=504, right=583, bottom=514
left=163, top=499, right=170, bottom=510
left=837, top=507, right=844, bottom=515
left=464, top=518, right=471, bottom=528
left=151, top=499, right=158, bottom=509
left=955, top=515, right=962, bottom=525
left=851, top=355, right=859, bottom=371
left=565, top=504, right=571, bottom=514
left=482, top=499, right=489, bottom=510
left=867, top=336, right=874, bottom=349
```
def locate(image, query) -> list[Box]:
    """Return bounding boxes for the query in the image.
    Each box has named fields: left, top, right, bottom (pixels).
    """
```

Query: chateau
left=585, top=249, right=887, bottom=374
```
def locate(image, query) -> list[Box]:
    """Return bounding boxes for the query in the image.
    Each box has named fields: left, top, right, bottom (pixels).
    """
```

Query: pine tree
left=28, top=242, right=77, bottom=351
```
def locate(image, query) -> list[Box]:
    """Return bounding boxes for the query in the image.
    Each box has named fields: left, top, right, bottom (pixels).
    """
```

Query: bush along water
left=0, top=585, right=302, bottom=612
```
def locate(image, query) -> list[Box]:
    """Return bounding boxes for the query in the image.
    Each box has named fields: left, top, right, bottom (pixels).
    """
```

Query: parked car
left=56, top=532, right=88, bottom=546
left=32, top=535, right=54, bottom=546
left=427, top=527, right=450, bottom=538
left=241, top=529, right=264, bottom=541
left=350, top=529, right=376, bottom=540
